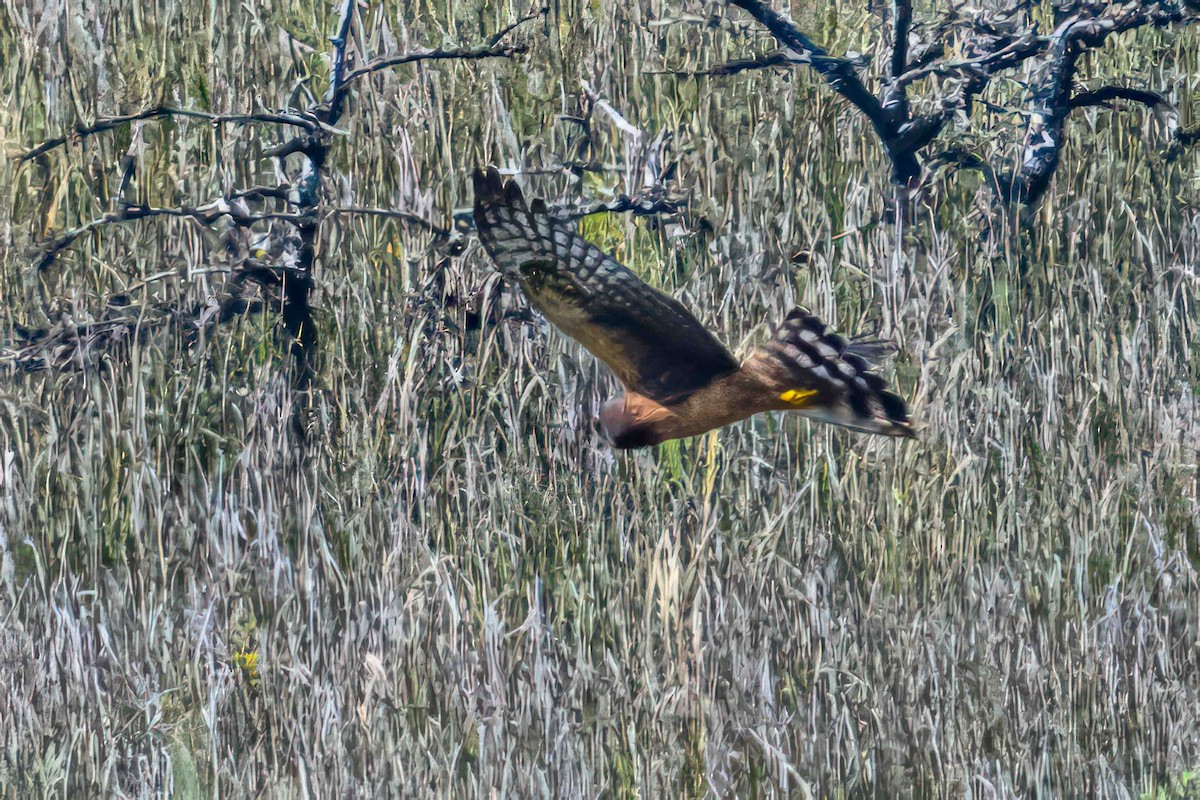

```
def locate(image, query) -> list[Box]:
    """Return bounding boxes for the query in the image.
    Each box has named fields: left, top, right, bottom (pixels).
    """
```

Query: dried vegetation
left=1, top=0, right=1200, bottom=796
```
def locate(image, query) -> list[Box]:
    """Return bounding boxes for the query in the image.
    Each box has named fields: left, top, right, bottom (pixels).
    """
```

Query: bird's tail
left=760, top=307, right=916, bottom=438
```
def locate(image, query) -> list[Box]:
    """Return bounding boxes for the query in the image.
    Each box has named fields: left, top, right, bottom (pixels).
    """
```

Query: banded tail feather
left=763, top=307, right=915, bottom=438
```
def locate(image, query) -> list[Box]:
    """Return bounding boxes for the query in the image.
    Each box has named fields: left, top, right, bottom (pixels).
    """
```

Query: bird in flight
left=472, top=167, right=915, bottom=449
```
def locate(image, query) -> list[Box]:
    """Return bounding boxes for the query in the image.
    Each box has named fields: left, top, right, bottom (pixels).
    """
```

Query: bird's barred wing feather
left=754, top=308, right=915, bottom=437
left=472, top=167, right=739, bottom=404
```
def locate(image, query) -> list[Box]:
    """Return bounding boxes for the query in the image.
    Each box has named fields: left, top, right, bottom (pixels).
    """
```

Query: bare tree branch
left=16, top=2, right=551, bottom=438
left=580, top=80, right=644, bottom=142
left=488, top=4, right=549, bottom=46
left=559, top=193, right=682, bottom=219
left=324, top=0, right=360, bottom=126
left=884, top=0, right=914, bottom=121
left=25, top=7, right=542, bottom=403
left=727, top=0, right=924, bottom=177
left=262, top=136, right=320, bottom=160
left=724, top=0, right=1198, bottom=208
left=1070, top=84, right=1200, bottom=162
left=726, top=0, right=951, bottom=183
left=1175, top=124, right=1200, bottom=147
left=342, top=44, right=527, bottom=88
left=1005, top=4, right=1198, bottom=206
left=1069, top=85, right=1170, bottom=109
left=329, top=207, right=453, bottom=237
left=892, top=33, right=1045, bottom=88
left=113, top=202, right=305, bottom=226
left=890, top=0, right=914, bottom=79
left=34, top=202, right=307, bottom=273
left=4, top=256, right=299, bottom=372
left=14, top=106, right=320, bottom=162
left=2, top=287, right=282, bottom=373
left=230, top=185, right=295, bottom=203
left=651, top=51, right=792, bottom=76
left=256, top=0, right=357, bottom=401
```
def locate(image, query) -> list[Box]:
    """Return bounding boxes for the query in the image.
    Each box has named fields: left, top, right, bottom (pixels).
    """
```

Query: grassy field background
left=2, top=0, right=1200, bottom=796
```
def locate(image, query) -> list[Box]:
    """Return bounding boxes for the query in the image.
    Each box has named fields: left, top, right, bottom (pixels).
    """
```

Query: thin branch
left=1175, top=124, right=1200, bottom=147
left=559, top=194, right=681, bottom=219
left=488, top=4, right=549, bottom=46
left=728, top=0, right=923, bottom=182
left=1166, top=121, right=1200, bottom=161
left=901, top=3, right=971, bottom=75
left=727, top=0, right=886, bottom=122
left=905, top=40, right=946, bottom=73
left=580, top=80, right=643, bottom=142
left=513, top=160, right=619, bottom=175
left=651, top=51, right=791, bottom=76
left=1069, top=85, right=1170, bottom=109
left=230, top=185, right=295, bottom=203
left=329, top=207, right=453, bottom=237
left=890, top=0, right=913, bottom=79
left=884, top=0, right=914, bottom=122
left=1069, top=84, right=1200, bottom=163
left=324, top=0, right=359, bottom=126
left=893, top=33, right=1045, bottom=88
left=262, top=136, right=319, bottom=160
left=35, top=202, right=307, bottom=272
left=15, top=106, right=319, bottom=162
left=2, top=274, right=285, bottom=373
left=231, top=260, right=291, bottom=288
left=115, top=202, right=306, bottom=225
left=342, top=44, right=526, bottom=87
left=328, top=9, right=541, bottom=119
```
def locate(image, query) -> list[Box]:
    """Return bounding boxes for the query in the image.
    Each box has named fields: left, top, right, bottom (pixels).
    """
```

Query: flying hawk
left=472, top=167, right=915, bottom=449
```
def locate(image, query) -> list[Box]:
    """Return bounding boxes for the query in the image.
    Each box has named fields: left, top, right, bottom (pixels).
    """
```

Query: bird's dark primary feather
left=472, top=166, right=739, bottom=404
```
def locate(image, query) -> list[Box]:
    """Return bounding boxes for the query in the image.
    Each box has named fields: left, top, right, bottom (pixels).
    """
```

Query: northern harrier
left=472, top=167, right=915, bottom=449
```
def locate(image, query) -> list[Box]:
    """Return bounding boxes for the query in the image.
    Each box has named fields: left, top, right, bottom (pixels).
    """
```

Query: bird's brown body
left=472, top=167, right=916, bottom=448
left=602, top=362, right=786, bottom=447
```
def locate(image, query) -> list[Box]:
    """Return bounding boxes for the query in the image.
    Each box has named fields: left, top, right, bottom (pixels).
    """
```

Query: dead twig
left=2, top=280, right=283, bottom=373
left=329, top=207, right=453, bottom=237
left=650, top=51, right=791, bottom=77
left=559, top=194, right=682, bottom=220
left=1069, top=85, right=1171, bottom=109
left=34, top=202, right=308, bottom=273
left=15, top=106, right=321, bottom=162
left=488, top=4, right=549, bottom=46
left=342, top=44, right=527, bottom=88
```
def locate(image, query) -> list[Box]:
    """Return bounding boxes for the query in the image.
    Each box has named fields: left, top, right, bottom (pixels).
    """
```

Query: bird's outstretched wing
left=751, top=308, right=915, bottom=437
left=472, top=167, right=739, bottom=404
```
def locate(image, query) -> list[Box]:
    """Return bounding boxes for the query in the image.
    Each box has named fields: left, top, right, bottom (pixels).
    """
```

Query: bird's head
left=599, top=395, right=672, bottom=449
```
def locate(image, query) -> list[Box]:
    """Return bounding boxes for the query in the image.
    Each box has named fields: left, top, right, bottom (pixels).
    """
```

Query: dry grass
left=2, top=0, right=1200, bottom=796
